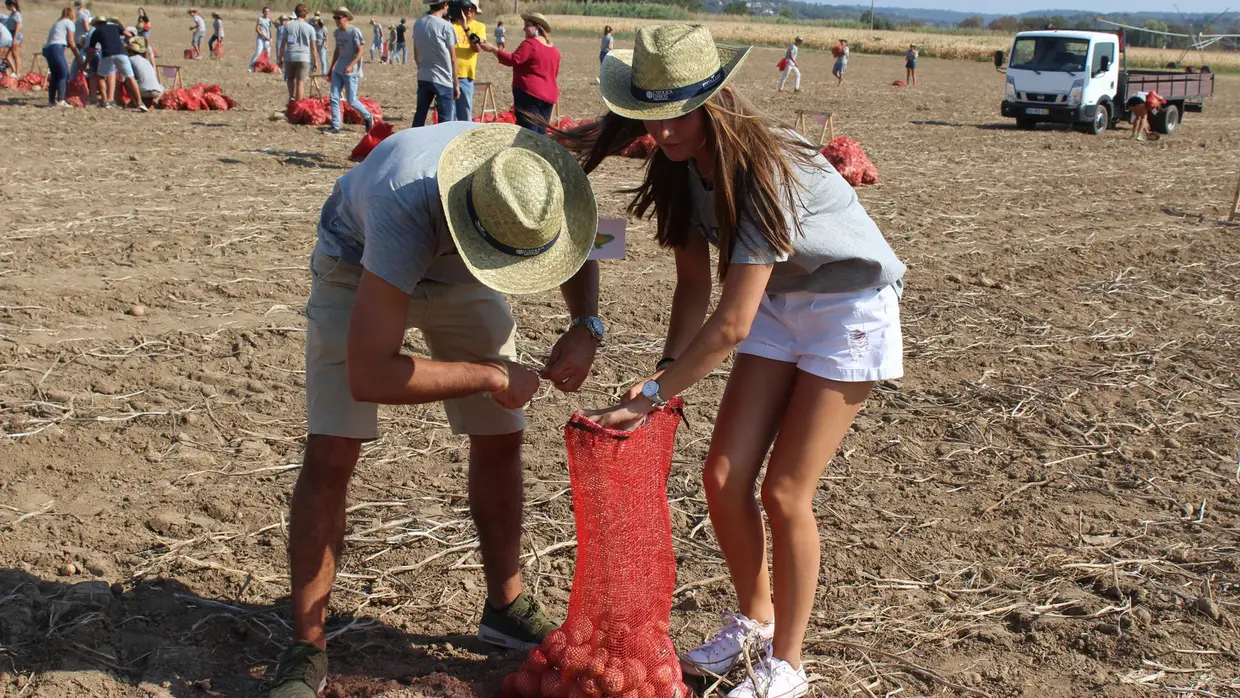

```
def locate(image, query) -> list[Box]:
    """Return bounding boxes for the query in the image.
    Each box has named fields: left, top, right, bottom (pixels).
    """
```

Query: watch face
left=641, top=380, right=659, bottom=399
left=587, top=317, right=605, bottom=337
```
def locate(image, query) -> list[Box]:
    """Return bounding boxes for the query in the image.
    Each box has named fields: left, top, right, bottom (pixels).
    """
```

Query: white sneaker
left=680, top=612, right=774, bottom=677
left=727, top=657, right=809, bottom=698
left=136, top=103, right=149, bottom=112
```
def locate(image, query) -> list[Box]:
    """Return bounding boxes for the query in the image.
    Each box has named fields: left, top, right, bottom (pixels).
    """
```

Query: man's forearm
left=559, top=260, right=599, bottom=319
left=349, top=355, right=503, bottom=405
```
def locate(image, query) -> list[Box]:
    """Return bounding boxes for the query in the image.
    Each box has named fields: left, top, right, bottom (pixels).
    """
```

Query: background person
left=494, top=19, right=504, bottom=49
left=43, top=6, right=79, bottom=107
left=89, top=16, right=145, bottom=111
left=832, top=38, right=848, bottom=85
left=0, top=20, right=12, bottom=75
left=188, top=9, right=205, bottom=59
left=451, top=0, right=484, bottom=121
left=3, top=0, right=21, bottom=75
left=394, top=17, right=407, bottom=64
left=778, top=36, right=801, bottom=92
left=249, top=6, right=272, bottom=71
left=412, top=0, right=458, bottom=126
left=281, top=3, right=317, bottom=103
left=313, top=14, right=327, bottom=75
left=126, top=35, right=162, bottom=107
left=135, top=6, right=149, bottom=36
left=327, top=6, right=371, bottom=134
left=905, top=43, right=918, bottom=86
left=369, top=18, right=382, bottom=60
left=478, top=13, right=559, bottom=135
left=1127, top=90, right=1166, bottom=141
left=562, top=23, right=905, bottom=698
left=274, top=15, right=288, bottom=68
left=209, top=13, right=223, bottom=58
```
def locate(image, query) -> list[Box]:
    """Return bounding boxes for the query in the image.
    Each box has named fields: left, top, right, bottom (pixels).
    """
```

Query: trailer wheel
left=1016, top=118, right=1037, bottom=130
left=1151, top=104, right=1180, bottom=134
left=1088, top=105, right=1109, bottom=135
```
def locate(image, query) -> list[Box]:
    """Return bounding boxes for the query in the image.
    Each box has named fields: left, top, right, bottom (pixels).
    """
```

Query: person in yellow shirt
left=450, top=0, right=484, bottom=121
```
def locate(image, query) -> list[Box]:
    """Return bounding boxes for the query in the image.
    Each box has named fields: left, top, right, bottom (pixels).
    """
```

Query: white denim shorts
left=737, top=285, right=904, bottom=383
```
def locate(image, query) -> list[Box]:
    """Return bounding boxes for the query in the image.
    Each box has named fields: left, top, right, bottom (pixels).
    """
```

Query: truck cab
left=1000, top=30, right=1119, bottom=135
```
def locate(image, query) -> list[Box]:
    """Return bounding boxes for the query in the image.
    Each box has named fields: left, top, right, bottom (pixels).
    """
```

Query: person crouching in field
left=778, top=35, right=801, bottom=92
left=831, top=37, right=848, bottom=85
left=280, top=4, right=318, bottom=103
left=1127, top=90, right=1166, bottom=141
left=265, top=121, right=604, bottom=697
left=559, top=24, right=905, bottom=698
left=126, top=36, right=162, bottom=107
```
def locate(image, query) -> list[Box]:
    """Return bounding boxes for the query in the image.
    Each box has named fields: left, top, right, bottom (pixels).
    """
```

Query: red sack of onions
left=252, top=50, right=279, bottom=74
left=350, top=121, right=396, bottom=162
left=17, top=72, right=47, bottom=90
left=502, top=401, right=691, bottom=698
left=66, top=71, right=89, bottom=102
left=620, top=134, right=657, bottom=159
left=0, top=74, right=18, bottom=89
left=287, top=97, right=329, bottom=125
left=821, top=136, right=879, bottom=186
left=202, top=92, right=229, bottom=110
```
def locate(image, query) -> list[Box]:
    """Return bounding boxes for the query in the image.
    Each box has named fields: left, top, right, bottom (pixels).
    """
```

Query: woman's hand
left=476, top=39, right=496, bottom=54
left=623, top=372, right=663, bottom=403
left=580, top=397, right=654, bottom=432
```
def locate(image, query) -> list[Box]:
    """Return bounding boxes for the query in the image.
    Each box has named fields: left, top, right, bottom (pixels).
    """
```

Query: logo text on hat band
left=631, top=67, right=726, bottom=104
left=465, top=185, right=560, bottom=258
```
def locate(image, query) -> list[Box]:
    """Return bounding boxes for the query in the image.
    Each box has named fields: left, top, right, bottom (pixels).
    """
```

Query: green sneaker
left=267, top=641, right=328, bottom=697
left=478, top=592, right=559, bottom=650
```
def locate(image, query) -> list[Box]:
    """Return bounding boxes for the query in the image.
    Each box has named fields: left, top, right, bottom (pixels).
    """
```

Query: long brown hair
left=555, top=88, right=820, bottom=280
left=60, top=5, right=73, bottom=20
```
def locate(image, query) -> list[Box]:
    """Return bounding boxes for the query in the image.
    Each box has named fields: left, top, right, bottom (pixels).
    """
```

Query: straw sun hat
left=520, top=12, right=550, bottom=34
left=600, top=24, right=751, bottom=121
left=438, top=124, right=598, bottom=295
left=331, top=6, right=353, bottom=19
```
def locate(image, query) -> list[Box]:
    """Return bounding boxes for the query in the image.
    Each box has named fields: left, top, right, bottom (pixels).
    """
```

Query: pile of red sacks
left=252, top=50, right=279, bottom=74
left=286, top=96, right=383, bottom=126
left=0, top=74, right=17, bottom=89
left=821, top=136, right=879, bottom=186
left=0, top=71, right=46, bottom=90
left=156, top=83, right=237, bottom=111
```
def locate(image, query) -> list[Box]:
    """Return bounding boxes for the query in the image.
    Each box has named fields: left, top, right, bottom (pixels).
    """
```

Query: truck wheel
left=1016, top=118, right=1037, bottom=130
left=1088, top=105, right=1109, bottom=135
left=1152, top=104, right=1180, bottom=134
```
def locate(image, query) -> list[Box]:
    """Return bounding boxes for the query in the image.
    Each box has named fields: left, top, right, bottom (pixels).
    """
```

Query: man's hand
left=488, top=360, right=540, bottom=409
left=454, top=82, right=461, bottom=100
left=542, top=325, right=597, bottom=393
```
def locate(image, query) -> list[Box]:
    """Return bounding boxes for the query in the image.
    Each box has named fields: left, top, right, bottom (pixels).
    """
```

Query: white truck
left=996, top=29, right=1214, bottom=135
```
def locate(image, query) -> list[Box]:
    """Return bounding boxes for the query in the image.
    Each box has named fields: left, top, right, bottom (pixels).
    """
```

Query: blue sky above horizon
left=870, top=1, right=1235, bottom=13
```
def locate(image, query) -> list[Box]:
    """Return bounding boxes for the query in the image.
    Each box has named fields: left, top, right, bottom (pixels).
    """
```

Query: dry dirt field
left=2, top=5, right=1239, bottom=698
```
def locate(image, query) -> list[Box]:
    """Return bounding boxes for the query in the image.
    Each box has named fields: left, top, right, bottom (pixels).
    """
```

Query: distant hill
left=719, top=2, right=1239, bottom=29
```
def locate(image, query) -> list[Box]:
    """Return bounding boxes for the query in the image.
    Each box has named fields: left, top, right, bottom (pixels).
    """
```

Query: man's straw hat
left=438, top=124, right=597, bottom=295
left=330, top=6, right=352, bottom=19
left=126, top=36, right=148, bottom=54
left=599, top=24, right=750, bottom=121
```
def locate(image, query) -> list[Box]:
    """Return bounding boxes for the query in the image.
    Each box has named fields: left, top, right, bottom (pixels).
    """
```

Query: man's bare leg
left=468, top=431, right=524, bottom=608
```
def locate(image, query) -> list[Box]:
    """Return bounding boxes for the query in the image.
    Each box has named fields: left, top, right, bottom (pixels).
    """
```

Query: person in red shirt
left=478, top=12, right=559, bottom=134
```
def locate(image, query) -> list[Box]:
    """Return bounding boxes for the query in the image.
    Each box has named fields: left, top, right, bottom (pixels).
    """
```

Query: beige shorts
left=305, top=251, right=525, bottom=439
left=285, top=60, right=311, bottom=82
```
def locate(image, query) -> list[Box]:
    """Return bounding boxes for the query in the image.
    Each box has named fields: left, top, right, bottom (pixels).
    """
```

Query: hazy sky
left=873, top=1, right=1236, bottom=13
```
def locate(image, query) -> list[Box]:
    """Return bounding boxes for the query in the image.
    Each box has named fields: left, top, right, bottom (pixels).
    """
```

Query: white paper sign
left=588, top=218, right=626, bottom=260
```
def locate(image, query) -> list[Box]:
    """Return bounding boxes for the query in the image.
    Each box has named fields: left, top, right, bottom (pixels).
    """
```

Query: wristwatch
left=640, top=379, right=668, bottom=407
left=571, top=316, right=606, bottom=342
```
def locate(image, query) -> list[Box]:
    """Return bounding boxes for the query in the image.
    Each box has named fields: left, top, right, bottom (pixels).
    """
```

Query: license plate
left=1025, top=108, right=1051, bottom=115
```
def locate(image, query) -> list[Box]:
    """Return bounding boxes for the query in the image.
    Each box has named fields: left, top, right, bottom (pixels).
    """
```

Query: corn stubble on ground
left=1, top=4, right=1239, bottom=698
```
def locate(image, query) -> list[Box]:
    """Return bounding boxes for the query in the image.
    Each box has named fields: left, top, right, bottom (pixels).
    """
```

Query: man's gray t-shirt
left=192, top=15, right=206, bottom=33
left=283, top=19, right=315, bottom=62
left=130, top=55, right=162, bottom=92
left=413, top=14, right=456, bottom=87
left=316, top=121, right=479, bottom=292
left=687, top=136, right=905, bottom=295
left=785, top=44, right=798, bottom=62
left=332, top=26, right=364, bottom=75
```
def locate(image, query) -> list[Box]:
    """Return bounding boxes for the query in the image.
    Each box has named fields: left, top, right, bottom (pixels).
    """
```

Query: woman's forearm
left=661, top=279, right=710, bottom=364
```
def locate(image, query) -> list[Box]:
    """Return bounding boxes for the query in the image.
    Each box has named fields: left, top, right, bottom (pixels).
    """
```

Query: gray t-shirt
left=687, top=138, right=905, bottom=295
left=46, top=17, right=74, bottom=47
left=283, top=19, right=315, bottom=62
left=130, top=54, right=162, bottom=92
left=413, top=14, right=456, bottom=87
left=332, top=25, right=364, bottom=75
left=76, top=8, right=92, bottom=41
left=214, top=18, right=223, bottom=37
left=785, top=44, right=797, bottom=62
left=316, top=121, right=480, bottom=292
left=601, top=34, right=613, bottom=52
left=256, top=15, right=271, bottom=40
left=192, top=15, right=206, bottom=33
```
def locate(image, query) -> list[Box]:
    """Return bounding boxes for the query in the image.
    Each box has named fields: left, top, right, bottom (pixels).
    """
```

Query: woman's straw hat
left=600, top=24, right=750, bottom=120
left=520, top=12, right=551, bottom=35
left=438, top=124, right=598, bottom=295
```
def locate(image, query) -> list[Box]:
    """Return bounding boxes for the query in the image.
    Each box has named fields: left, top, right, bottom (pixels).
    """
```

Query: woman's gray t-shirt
left=687, top=142, right=904, bottom=295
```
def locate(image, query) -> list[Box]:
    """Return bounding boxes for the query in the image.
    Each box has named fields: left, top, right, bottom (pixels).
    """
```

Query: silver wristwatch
left=571, top=316, right=605, bottom=342
left=640, top=379, right=668, bottom=407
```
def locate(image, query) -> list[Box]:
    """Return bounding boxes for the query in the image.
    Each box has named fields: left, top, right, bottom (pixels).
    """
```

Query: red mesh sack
left=183, top=87, right=206, bottom=111
left=223, top=95, right=238, bottom=109
left=343, top=96, right=382, bottom=124
left=777, top=57, right=788, bottom=71
left=621, top=134, right=657, bottom=159
left=350, top=121, right=395, bottom=161
left=184, top=48, right=194, bottom=60
left=252, top=50, right=279, bottom=73
left=66, top=72, right=89, bottom=102
left=891, top=80, right=906, bottom=87
left=0, top=74, right=17, bottom=89
left=202, top=92, right=229, bottom=110
left=503, top=400, right=690, bottom=698
left=1146, top=90, right=1164, bottom=111
left=158, top=89, right=184, bottom=110
left=821, top=136, right=879, bottom=187
left=201, top=84, right=222, bottom=94
left=17, top=72, right=47, bottom=90
left=66, top=96, right=86, bottom=108
left=286, top=97, right=329, bottom=125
